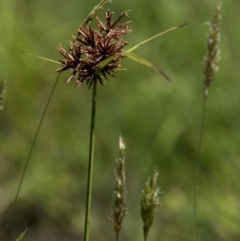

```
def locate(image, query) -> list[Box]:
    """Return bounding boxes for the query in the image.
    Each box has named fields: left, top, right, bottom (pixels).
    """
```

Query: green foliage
left=0, top=0, right=240, bottom=241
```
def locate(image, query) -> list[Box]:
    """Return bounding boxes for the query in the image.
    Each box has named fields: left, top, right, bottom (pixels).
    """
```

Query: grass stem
left=193, top=92, right=207, bottom=241
left=83, top=78, right=98, bottom=241
left=3, top=73, right=60, bottom=241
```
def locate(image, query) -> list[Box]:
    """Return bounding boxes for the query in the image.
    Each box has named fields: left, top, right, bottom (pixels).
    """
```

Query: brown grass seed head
left=56, top=10, right=131, bottom=88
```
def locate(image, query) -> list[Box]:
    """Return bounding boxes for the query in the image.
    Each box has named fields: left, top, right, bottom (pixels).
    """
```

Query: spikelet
left=110, top=136, right=128, bottom=240
left=141, top=168, right=161, bottom=241
left=203, top=2, right=222, bottom=95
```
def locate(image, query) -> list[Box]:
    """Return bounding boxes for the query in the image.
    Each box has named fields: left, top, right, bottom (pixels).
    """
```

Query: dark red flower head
left=56, top=10, right=131, bottom=87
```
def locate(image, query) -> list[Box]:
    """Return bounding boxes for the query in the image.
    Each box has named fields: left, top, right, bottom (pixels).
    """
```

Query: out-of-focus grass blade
left=125, top=52, right=171, bottom=81
left=0, top=74, right=7, bottom=111
left=125, top=23, right=187, bottom=53
left=16, top=229, right=27, bottom=241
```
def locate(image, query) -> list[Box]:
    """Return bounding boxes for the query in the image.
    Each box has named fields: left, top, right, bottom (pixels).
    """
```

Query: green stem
left=3, top=73, right=60, bottom=241
left=84, top=78, right=98, bottom=241
left=193, top=91, right=207, bottom=241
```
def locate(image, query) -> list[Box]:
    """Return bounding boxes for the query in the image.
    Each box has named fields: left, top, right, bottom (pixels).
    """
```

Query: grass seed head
left=141, top=168, right=161, bottom=241
left=203, top=2, right=222, bottom=94
left=110, top=136, right=128, bottom=240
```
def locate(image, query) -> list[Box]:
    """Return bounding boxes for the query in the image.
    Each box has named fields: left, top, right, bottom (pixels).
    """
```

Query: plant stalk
left=84, top=78, right=98, bottom=241
left=193, top=92, right=207, bottom=241
left=3, top=73, right=60, bottom=241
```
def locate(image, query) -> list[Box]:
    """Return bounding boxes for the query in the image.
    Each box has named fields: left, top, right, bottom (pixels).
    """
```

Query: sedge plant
left=3, top=1, right=186, bottom=240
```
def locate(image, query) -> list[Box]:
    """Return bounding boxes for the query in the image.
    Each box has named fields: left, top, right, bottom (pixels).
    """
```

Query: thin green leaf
left=125, top=23, right=187, bottom=53
left=24, top=0, right=111, bottom=64
left=125, top=52, right=171, bottom=81
left=95, top=54, right=118, bottom=75
left=23, top=52, right=61, bottom=65
left=16, top=229, right=27, bottom=241
left=95, top=23, right=186, bottom=77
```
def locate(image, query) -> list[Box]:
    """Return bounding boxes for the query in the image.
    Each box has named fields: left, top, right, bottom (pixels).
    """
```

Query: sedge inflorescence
left=56, top=10, right=131, bottom=87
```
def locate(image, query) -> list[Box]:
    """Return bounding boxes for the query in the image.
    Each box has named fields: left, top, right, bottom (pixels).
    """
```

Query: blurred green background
left=0, top=0, right=240, bottom=240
